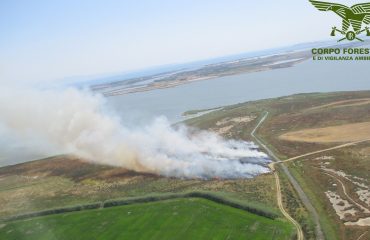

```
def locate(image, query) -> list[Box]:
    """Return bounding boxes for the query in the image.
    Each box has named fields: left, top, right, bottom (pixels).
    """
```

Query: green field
left=3, top=90, right=369, bottom=239
left=0, top=198, right=293, bottom=240
left=185, top=90, right=370, bottom=239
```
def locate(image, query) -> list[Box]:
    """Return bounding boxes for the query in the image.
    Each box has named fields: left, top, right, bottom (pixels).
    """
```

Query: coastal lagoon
left=2, top=58, right=369, bottom=167
left=108, top=59, right=370, bottom=125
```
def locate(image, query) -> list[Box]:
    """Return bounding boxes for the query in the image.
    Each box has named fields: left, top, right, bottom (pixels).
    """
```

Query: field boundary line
left=0, top=192, right=277, bottom=223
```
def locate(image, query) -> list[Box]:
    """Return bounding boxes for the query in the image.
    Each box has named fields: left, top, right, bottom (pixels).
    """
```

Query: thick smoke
left=0, top=87, right=270, bottom=178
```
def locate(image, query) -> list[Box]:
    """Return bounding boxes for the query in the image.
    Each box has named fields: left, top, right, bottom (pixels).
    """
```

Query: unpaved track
left=251, top=111, right=324, bottom=240
left=281, top=139, right=370, bottom=163
left=306, top=98, right=370, bottom=112
left=271, top=165, right=304, bottom=240
left=318, top=169, right=370, bottom=240
left=252, top=111, right=370, bottom=240
left=357, top=231, right=368, bottom=240
left=321, top=170, right=370, bottom=213
left=251, top=112, right=305, bottom=240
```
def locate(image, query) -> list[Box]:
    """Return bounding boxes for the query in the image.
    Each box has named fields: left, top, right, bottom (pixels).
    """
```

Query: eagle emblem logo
left=310, top=0, right=370, bottom=41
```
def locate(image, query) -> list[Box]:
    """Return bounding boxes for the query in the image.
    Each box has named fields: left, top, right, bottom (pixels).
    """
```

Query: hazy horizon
left=1, top=0, right=364, bottom=86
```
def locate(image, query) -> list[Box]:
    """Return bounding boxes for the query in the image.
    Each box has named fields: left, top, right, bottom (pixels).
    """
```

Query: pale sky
left=0, top=0, right=363, bottom=85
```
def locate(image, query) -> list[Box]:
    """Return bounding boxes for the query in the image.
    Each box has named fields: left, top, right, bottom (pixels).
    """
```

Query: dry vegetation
left=279, top=121, right=370, bottom=143
left=187, top=90, right=370, bottom=239
left=0, top=156, right=278, bottom=219
left=253, top=91, right=370, bottom=240
left=2, top=90, right=370, bottom=240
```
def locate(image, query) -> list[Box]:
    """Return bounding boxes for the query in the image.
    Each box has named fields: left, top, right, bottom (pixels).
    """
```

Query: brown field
left=305, top=98, right=370, bottom=112
left=186, top=90, right=370, bottom=239
left=279, top=122, right=370, bottom=143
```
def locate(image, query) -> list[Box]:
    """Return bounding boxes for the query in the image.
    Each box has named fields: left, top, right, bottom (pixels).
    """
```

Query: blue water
left=107, top=58, right=370, bottom=126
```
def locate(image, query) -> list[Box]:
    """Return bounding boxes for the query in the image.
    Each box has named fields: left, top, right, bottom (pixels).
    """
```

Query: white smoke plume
left=0, top=87, right=270, bottom=178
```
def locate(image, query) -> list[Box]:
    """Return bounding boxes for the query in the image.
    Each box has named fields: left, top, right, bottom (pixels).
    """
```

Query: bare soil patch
left=279, top=122, right=370, bottom=143
left=307, top=98, right=370, bottom=112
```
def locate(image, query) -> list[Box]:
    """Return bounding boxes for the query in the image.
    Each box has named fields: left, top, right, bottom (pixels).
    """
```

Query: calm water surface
left=2, top=58, right=369, bottom=167
left=108, top=59, right=370, bottom=125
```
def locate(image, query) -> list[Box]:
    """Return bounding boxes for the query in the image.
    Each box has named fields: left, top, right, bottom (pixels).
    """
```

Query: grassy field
left=0, top=198, right=294, bottom=240
left=252, top=91, right=370, bottom=240
left=185, top=90, right=370, bottom=240
left=2, top=90, right=370, bottom=240
left=0, top=155, right=278, bottom=219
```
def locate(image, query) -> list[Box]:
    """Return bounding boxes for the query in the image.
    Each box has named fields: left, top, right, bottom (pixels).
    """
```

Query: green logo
left=309, top=0, right=370, bottom=42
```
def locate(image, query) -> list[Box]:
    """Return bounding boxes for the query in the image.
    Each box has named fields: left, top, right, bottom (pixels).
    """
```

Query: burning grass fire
left=0, top=87, right=270, bottom=179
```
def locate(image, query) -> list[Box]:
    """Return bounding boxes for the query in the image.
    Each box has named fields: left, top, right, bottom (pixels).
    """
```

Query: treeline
left=184, top=192, right=277, bottom=219
left=1, top=203, right=102, bottom=222
left=1, top=191, right=278, bottom=222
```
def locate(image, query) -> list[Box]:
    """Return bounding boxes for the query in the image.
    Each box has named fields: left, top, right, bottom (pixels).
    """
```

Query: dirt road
left=271, top=165, right=304, bottom=240
left=251, top=111, right=324, bottom=240
left=321, top=170, right=370, bottom=213
left=281, top=139, right=370, bottom=164
left=252, top=111, right=370, bottom=240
